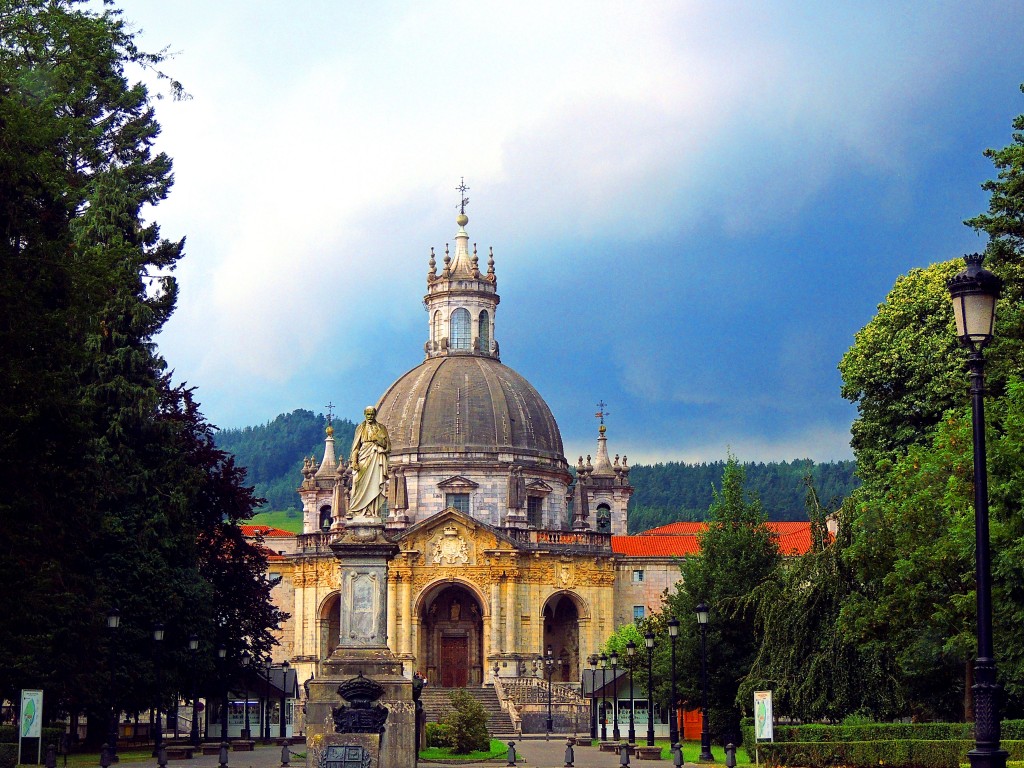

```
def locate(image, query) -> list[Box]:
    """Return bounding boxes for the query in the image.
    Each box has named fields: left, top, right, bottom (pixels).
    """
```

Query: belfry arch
left=542, top=591, right=585, bottom=682
left=418, top=581, right=486, bottom=687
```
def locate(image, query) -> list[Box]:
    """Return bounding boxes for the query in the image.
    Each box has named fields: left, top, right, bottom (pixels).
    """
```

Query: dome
left=376, top=355, right=565, bottom=466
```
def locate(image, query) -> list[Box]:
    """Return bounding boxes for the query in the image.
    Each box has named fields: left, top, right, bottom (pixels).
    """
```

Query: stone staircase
left=420, top=686, right=516, bottom=735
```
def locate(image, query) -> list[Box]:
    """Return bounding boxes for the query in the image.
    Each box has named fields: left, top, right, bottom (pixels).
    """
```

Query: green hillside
left=216, top=410, right=859, bottom=531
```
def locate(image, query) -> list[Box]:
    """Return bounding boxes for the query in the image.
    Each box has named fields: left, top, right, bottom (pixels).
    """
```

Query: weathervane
left=595, top=400, right=609, bottom=425
left=456, top=177, right=470, bottom=214
left=325, top=401, right=335, bottom=427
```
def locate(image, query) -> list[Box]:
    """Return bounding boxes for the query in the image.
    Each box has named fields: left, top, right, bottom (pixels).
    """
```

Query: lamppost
left=152, top=624, right=165, bottom=757
left=644, top=631, right=655, bottom=747
left=696, top=603, right=712, bottom=762
left=626, top=640, right=636, bottom=744
left=948, top=253, right=1008, bottom=768
left=587, top=655, right=599, bottom=740
left=189, top=635, right=200, bottom=748
left=106, top=609, right=120, bottom=763
left=279, top=661, right=291, bottom=739
left=241, top=651, right=251, bottom=740
left=544, top=645, right=555, bottom=734
left=217, top=646, right=228, bottom=741
left=610, top=648, right=619, bottom=741
left=667, top=617, right=679, bottom=748
left=263, top=658, right=273, bottom=743
left=599, top=653, right=608, bottom=742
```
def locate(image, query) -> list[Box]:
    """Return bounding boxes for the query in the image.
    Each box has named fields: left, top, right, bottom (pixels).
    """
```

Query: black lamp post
left=241, top=651, right=251, bottom=740
left=188, top=635, right=200, bottom=748
left=626, top=640, right=636, bottom=744
left=217, top=646, right=228, bottom=741
left=696, top=603, right=712, bottom=762
left=948, top=253, right=1007, bottom=768
left=599, top=653, right=608, bottom=742
left=544, top=645, right=554, bottom=734
left=667, top=617, right=679, bottom=747
left=279, top=661, right=290, bottom=739
left=644, top=631, right=655, bottom=747
left=610, top=648, right=619, bottom=741
left=263, top=658, right=273, bottom=743
left=106, top=609, right=120, bottom=763
left=587, top=654, right=599, bottom=740
left=152, top=624, right=165, bottom=757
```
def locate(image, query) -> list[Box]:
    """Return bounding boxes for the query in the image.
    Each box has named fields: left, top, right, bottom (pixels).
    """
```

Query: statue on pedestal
left=349, top=406, right=390, bottom=518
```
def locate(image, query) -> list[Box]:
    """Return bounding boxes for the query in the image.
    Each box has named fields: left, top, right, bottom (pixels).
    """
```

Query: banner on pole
left=754, top=690, right=773, bottom=742
left=20, top=689, right=43, bottom=739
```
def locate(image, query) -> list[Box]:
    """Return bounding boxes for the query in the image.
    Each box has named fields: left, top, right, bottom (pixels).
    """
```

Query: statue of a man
left=349, top=406, right=390, bottom=517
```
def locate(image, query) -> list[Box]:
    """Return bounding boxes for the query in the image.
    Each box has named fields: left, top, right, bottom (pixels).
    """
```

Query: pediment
left=526, top=479, right=554, bottom=495
left=395, top=507, right=523, bottom=555
left=436, top=475, right=480, bottom=491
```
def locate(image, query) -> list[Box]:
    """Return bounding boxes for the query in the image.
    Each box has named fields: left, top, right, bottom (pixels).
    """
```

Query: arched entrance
left=319, top=593, right=341, bottom=661
left=419, top=583, right=485, bottom=687
left=543, top=592, right=582, bottom=682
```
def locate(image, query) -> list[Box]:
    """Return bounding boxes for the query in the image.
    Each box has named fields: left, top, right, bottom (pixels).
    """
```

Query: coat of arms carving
left=432, top=525, right=470, bottom=565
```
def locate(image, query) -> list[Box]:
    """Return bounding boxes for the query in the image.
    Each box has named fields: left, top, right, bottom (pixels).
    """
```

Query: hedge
left=0, top=727, right=65, bottom=747
left=742, top=719, right=1024, bottom=754
left=425, top=722, right=453, bottom=748
left=756, top=738, right=1024, bottom=768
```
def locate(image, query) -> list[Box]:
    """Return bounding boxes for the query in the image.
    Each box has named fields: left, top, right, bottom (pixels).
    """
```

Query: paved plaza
left=110, top=738, right=691, bottom=768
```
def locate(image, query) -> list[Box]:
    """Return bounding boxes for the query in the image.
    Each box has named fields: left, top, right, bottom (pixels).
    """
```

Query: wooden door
left=440, top=636, right=469, bottom=688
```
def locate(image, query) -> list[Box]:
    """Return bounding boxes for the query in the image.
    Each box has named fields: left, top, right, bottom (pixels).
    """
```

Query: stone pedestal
left=304, top=521, right=414, bottom=768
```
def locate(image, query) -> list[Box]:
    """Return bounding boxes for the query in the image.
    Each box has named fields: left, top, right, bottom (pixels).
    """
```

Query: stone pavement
left=111, top=738, right=685, bottom=768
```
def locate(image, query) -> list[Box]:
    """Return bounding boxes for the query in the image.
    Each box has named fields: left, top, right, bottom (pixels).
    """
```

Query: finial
left=428, top=247, right=436, bottom=276
left=456, top=177, right=470, bottom=215
left=595, top=401, right=609, bottom=426
left=325, top=401, right=334, bottom=425
left=487, top=246, right=495, bottom=273
left=599, top=424, right=606, bottom=435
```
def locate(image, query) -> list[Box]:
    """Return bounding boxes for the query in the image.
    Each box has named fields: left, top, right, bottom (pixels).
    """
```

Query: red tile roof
left=240, top=524, right=295, bottom=538
left=613, top=521, right=815, bottom=557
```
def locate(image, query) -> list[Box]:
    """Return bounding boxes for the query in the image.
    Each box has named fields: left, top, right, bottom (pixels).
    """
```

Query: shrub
left=0, top=744, right=15, bottom=768
left=442, top=690, right=490, bottom=754
left=757, top=738, right=1024, bottom=767
left=425, top=722, right=453, bottom=748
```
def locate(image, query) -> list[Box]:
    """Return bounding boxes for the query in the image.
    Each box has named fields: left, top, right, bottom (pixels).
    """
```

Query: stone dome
left=375, top=355, right=566, bottom=466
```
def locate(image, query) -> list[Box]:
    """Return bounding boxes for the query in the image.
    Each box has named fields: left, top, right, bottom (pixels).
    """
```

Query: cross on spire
left=456, top=177, right=470, bottom=214
left=595, top=400, right=609, bottom=425
left=325, top=401, right=335, bottom=426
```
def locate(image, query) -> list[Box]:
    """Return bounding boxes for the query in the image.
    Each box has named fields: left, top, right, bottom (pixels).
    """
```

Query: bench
left=201, top=745, right=222, bottom=756
left=164, top=746, right=194, bottom=760
left=232, top=740, right=256, bottom=752
left=573, top=738, right=593, bottom=747
left=635, top=746, right=663, bottom=760
left=599, top=741, right=619, bottom=753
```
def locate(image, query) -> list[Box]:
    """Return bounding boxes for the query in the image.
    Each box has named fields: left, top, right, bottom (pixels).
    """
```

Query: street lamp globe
left=667, top=617, right=679, bottom=637
left=948, top=253, right=1000, bottom=350
left=696, top=602, right=709, bottom=625
left=107, top=609, right=121, bottom=630
left=644, top=632, right=654, bottom=650
left=189, top=635, right=199, bottom=652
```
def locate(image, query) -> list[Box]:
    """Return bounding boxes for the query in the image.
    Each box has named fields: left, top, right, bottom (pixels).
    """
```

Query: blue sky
left=128, top=1, right=1024, bottom=464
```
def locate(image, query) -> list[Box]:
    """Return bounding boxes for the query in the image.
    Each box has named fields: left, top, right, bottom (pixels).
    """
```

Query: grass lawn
left=250, top=509, right=302, bottom=533
left=418, top=738, right=507, bottom=761
left=652, top=740, right=752, bottom=764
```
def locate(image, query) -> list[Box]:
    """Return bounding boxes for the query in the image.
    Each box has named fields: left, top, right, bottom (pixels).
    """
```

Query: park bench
left=164, top=746, right=194, bottom=760
left=573, top=738, right=593, bottom=747
left=232, top=740, right=256, bottom=752
left=634, top=746, right=663, bottom=760
left=201, top=745, right=222, bottom=755
left=599, top=741, right=618, bottom=753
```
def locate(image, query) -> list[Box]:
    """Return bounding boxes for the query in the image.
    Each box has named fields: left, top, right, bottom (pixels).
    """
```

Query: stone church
left=258, top=206, right=815, bottom=731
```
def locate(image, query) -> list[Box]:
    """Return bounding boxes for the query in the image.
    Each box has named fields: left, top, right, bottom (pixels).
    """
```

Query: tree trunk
left=964, top=659, right=975, bottom=722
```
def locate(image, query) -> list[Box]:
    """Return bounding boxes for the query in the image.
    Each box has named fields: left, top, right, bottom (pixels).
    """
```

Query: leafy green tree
left=443, top=690, right=490, bottom=754
left=664, top=456, right=782, bottom=744
left=0, top=0, right=282, bottom=730
left=739, top=480, right=901, bottom=722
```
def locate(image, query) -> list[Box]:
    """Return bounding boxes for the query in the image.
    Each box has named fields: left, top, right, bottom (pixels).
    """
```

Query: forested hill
left=216, top=410, right=356, bottom=512
left=216, top=411, right=859, bottom=530
left=627, top=459, right=859, bottom=532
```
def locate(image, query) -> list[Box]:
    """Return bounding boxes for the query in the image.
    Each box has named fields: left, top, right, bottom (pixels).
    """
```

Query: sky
left=124, top=1, right=1024, bottom=466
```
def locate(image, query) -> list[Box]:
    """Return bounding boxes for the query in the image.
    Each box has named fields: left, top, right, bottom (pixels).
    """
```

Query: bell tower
left=423, top=179, right=500, bottom=360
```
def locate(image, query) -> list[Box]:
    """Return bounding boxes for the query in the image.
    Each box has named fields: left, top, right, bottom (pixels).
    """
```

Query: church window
left=446, top=493, right=470, bottom=514
left=527, top=496, right=542, bottom=527
left=432, top=310, right=443, bottom=345
left=478, top=310, right=490, bottom=353
left=632, top=569, right=644, bottom=583
left=633, top=605, right=646, bottom=620
left=451, top=308, right=471, bottom=350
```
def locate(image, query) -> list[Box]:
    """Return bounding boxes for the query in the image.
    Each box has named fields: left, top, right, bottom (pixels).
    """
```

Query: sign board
left=754, top=690, right=773, bottom=742
left=20, top=690, right=43, bottom=738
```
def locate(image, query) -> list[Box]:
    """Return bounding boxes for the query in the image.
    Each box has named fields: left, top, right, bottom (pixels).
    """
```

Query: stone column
left=490, top=582, right=501, bottom=654
left=402, top=577, right=413, bottom=657
left=504, top=579, right=516, bottom=655
left=387, top=574, right=398, bottom=652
